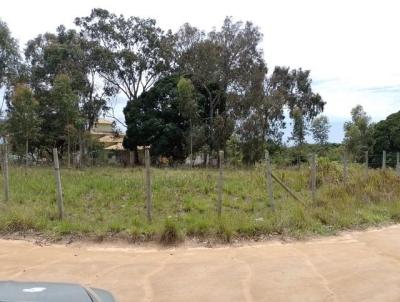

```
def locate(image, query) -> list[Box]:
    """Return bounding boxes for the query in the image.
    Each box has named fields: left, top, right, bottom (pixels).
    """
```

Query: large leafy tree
left=25, top=26, right=106, bottom=131
left=0, top=19, right=20, bottom=89
left=0, top=19, right=20, bottom=130
left=174, top=18, right=265, bottom=155
left=372, top=111, right=400, bottom=167
left=33, top=74, right=80, bottom=162
left=123, top=75, right=188, bottom=160
left=75, top=9, right=173, bottom=107
left=237, top=66, right=324, bottom=164
left=6, top=84, right=41, bottom=164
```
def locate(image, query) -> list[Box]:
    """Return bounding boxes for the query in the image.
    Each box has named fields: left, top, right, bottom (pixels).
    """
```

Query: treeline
left=0, top=9, right=328, bottom=165
left=342, top=105, right=400, bottom=167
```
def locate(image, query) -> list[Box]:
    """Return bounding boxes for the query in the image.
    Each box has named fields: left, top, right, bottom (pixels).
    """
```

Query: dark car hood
left=0, top=281, right=114, bottom=302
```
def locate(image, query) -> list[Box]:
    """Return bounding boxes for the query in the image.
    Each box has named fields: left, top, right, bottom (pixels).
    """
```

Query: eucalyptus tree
left=174, top=17, right=266, bottom=154
left=6, top=84, right=41, bottom=166
left=311, top=115, right=330, bottom=146
left=25, top=26, right=106, bottom=131
left=343, top=105, right=374, bottom=160
left=75, top=8, right=173, bottom=106
left=177, top=77, right=198, bottom=164
left=0, top=19, right=20, bottom=89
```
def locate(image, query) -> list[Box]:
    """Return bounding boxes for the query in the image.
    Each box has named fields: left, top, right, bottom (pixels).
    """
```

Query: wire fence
left=0, top=144, right=399, bottom=225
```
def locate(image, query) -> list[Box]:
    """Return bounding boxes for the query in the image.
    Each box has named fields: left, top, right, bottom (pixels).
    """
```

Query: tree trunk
left=190, top=118, right=193, bottom=168
left=78, top=130, right=83, bottom=169
left=25, top=138, right=29, bottom=175
left=67, top=128, right=71, bottom=169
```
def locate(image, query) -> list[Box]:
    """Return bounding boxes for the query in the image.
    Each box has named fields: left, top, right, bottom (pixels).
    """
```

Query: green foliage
left=2, top=11, right=327, bottom=165
left=75, top=8, right=171, bottom=103
left=160, top=218, right=183, bottom=245
left=24, top=26, right=106, bottom=155
left=177, top=77, right=197, bottom=120
left=225, top=135, right=243, bottom=166
left=6, top=85, right=41, bottom=157
left=311, top=115, right=330, bottom=146
left=372, top=111, right=400, bottom=167
left=123, top=75, right=188, bottom=160
left=0, top=19, right=20, bottom=88
left=38, top=74, right=80, bottom=156
left=290, top=106, right=308, bottom=147
left=343, top=105, right=374, bottom=161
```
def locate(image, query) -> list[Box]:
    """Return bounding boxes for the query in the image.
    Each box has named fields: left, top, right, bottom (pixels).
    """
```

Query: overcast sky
left=2, top=0, right=399, bottom=142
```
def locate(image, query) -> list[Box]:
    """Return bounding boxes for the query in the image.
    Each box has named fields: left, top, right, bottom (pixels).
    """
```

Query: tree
left=48, top=74, right=80, bottom=166
left=123, top=75, right=188, bottom=160
left=372, top=111, right=400, bottom=167
left=25, top=26, right=107, bottom=131
left=25, top=26, right=108, bottom=164
left=290, top=106, right=307, bottom=147
left=0, top=19, right=20, bottom=125
left=6, top=84, right=41, bottom=167
left=177, top=77, right=198, bottom=165
left=75, top=9, right=172, bottom=111
left=0, top=19, right=20, bottom=89
left=174, top=18, right=265, bottom=156
left=311, top=115, right=330, bottom=146
left=343, top=105, right=374, bottom=160
left=237, top=66, right=324, bottom=164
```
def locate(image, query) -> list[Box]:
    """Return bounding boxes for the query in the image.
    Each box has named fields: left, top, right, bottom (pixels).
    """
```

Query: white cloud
left=2, top=0, right=400, bottom=142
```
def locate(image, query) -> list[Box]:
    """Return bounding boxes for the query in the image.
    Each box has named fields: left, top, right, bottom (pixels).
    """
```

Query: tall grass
left=0, top=162, right=399, bottom=243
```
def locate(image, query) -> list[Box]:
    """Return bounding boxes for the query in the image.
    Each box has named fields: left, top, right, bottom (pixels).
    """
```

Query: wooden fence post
left=129, top=151, right=135, bottom=167
left=265, top=150, right=274, bottom=209
left=364, top=151, right=369, bottom=178
left=2, top=144, right=9, bottom=202
left=53, top=148, right=64, bottom=219
left=343, top=152, right=348, bottom=183
left=145, top=147, right=152, bottom=223
left=311, top=153, right=317, bottom=202
left=217, top=150, right=224, bottom=217
left=382, top=150, right=386, bottom=170
left=396, top=152, right=400, bottom=176
left=271, top=173, right=305, bottom=205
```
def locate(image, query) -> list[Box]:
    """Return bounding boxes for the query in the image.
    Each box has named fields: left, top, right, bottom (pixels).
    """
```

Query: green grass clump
left=0, top=164, right=398, bottom=243
left=159, top=218, right=183, bottom=245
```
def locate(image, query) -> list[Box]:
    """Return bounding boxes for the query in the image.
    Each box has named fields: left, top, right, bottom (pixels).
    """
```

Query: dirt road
left=1, top=225, right=400, bottom=301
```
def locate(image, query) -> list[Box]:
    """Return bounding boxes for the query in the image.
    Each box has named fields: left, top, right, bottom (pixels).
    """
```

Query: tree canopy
left=0, top=19, right=20, bottom=89
left=1, top=9, right=329, bottom=165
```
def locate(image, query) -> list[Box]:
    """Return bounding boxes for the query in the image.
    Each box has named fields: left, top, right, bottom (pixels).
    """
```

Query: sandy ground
left=2, top=226, right=400, bottom=302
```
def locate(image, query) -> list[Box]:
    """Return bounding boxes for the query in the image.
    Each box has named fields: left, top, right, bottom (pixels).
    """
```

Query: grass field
left=0, top=162, right=400, bottom=243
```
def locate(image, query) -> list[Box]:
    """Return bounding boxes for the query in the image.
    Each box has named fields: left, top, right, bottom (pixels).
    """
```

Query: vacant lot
left=0, top=163, right=400, bottom=242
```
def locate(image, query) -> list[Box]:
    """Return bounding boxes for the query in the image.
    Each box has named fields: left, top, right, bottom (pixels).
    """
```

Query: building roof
left=104, top=142, right=125, bottom=150
left=98, top=135, right=124, bottom=144
left=95, top=118, right=113, bottom=125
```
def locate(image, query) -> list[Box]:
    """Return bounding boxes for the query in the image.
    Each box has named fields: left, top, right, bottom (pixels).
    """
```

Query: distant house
left=90, top=119, right=128, bottom=164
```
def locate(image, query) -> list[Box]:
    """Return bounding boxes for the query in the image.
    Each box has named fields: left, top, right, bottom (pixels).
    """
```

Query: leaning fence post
left=364, top=151, right=369, bottom=178
left=144, top=147, right=152, bottom=223
left=396, top=152, right=400, bottom=176
left=53, top=148, right=64, bottom=219
left=343, top=152, right=348, bottom=183
left=2, top=144, right=9, bottom=202
left=217, top=150, right=224, bottom=217
left=265, top=150, right=274, bottom=209
left=382, top=150, right=386, bottom=170
left=311, top=153, right=317, bottom=202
